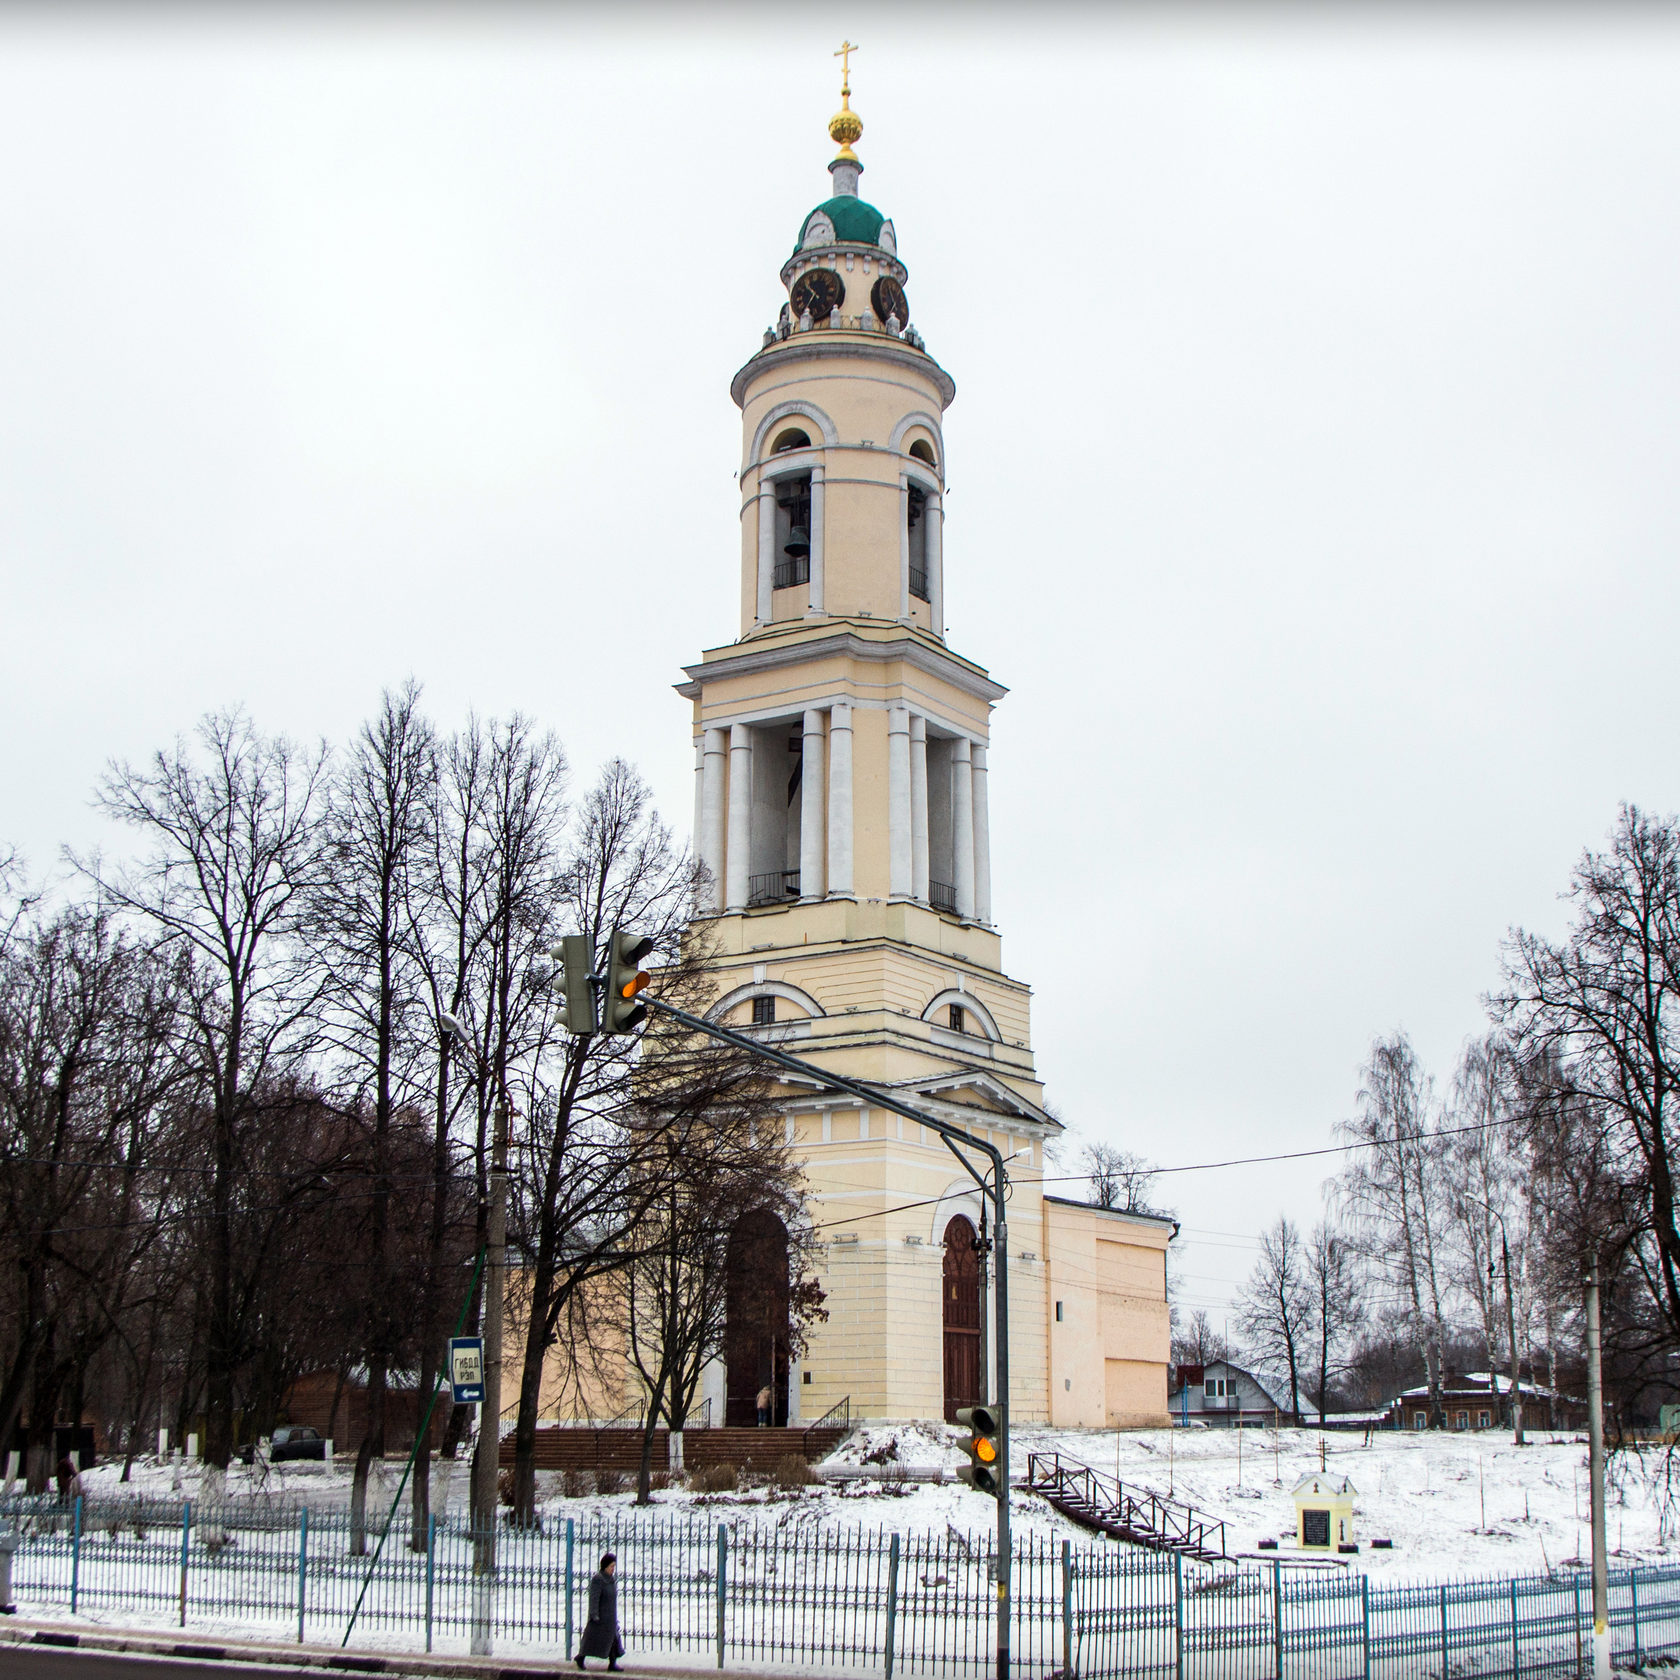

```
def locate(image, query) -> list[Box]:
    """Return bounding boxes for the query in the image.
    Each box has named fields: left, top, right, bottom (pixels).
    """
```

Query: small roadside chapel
left=1293, top=1473, right=1358, bottom=1552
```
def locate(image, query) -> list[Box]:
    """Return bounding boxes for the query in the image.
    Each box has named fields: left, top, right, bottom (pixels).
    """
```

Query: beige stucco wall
left=1043, top=1199, right=1173, bottom=1428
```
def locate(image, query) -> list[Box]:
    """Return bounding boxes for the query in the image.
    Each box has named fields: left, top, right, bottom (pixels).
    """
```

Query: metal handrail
left=773, top=558, right=811, bottom=589
left=748, top=869, right=800, bottom=906
left=800, top=1394, right=851, bottom=1457
left=929, top=880, right=957, bottom=913
left=1026, top=1450, right=1228, bottom=1560
left=909, top=566, right=930, bottom=602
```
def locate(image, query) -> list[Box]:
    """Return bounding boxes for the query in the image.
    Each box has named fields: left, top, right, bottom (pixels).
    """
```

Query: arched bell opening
left=942, top=1214, right=981, bottom=1423
left=725, top=1208, right=792, bottom=1427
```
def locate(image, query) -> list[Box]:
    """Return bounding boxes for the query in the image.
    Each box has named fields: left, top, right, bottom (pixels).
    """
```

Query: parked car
left=239, top=1425, right=327, bottom=1464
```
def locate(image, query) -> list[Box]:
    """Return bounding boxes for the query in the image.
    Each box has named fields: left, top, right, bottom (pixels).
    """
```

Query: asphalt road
left=0, top=1651, right=314, bottom=1680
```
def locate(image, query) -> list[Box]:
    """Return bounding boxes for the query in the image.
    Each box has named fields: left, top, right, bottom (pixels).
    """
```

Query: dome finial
left=829, top=39, right=863, bottom=165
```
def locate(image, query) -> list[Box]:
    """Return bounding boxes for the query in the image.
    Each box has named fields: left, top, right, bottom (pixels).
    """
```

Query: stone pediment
left=893, top=1069, right=1058, bottom=1130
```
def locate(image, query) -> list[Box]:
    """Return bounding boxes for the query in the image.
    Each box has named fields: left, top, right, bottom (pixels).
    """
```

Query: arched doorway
left=942, top=1214, right=981, bottom=1422
left=724, top=1209, right=791, bottom=1427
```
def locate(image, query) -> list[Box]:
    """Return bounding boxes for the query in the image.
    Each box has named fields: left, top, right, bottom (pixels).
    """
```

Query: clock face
left=791, top=269, right=844, bottom=320
left=871, top=276, right=908, bottom=325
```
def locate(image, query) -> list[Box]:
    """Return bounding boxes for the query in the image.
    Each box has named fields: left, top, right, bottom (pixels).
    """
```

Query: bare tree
left=1496, top=805, right=1680, bottom=1375
left=1305, top=1218, right=1362, bottom=1416
left=1082, top=1141, right=1173, bottom=1218
left=1171, top=1308, right=1229, bottom=1368
left=307, top=683, right=437, bottom=1553
left=1338, top=1034, right=1450, bottom=1426
left=78, top=710, right=328, bottom=1498
left=1236, top=1214, right=1312, bottom=1423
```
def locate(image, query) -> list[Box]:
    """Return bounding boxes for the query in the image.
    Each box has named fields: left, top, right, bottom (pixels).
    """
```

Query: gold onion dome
left=829, top=105, right=863, bottom=161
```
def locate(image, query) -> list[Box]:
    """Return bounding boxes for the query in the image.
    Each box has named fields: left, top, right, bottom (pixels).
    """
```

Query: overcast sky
left=4, top=4, right=1679, bottom=1326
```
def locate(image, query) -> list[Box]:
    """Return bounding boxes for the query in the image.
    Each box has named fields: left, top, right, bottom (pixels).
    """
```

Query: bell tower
left=679, top=56, right=1089, bottom=1430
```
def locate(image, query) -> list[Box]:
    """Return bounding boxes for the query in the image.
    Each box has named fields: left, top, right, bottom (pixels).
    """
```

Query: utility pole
left=1502, top=1229, right=1524, bottom=1446
left=1585, top=1253, right=1610, bottom=1680
left=470, top=1098, right=509, bottom=1657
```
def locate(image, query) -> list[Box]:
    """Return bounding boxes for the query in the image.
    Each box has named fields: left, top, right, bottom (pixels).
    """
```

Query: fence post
left=715, top=1523, right=727, bottom=1670
left=1573, top=1576, right=1583, bottom=1676
left=297, top=1507, right=308, bottom=1644
left=1630, top=1569, right=1641, bottom=1671
left=70, top=1496, right=82, bottom=1615
left=1362, top=1574, right=1371, bottom=1680
left=425, top=1513, right=435, bottom=1654
left=1439, top=1583, right=1448, bottom=1680
left=1509, top=1577, right=1518, bottom=1679
left=1273, top=1557, right=1283, bottom=1680
left=885, top=1532, right=900, bottom=1680
left=565, top=1518, right=575, bottom=1659
left=178, top=1505, right=191, bottom=1619
left=1174, top=1551, right=1184, bottom=1680
left=1061, top=1538, right=1073, bottom=1680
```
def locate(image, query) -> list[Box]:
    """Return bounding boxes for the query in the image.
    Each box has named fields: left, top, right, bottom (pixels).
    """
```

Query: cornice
left=675, top=626, right=1007, bottom=706
left=732, top=335, right=957, bottom=410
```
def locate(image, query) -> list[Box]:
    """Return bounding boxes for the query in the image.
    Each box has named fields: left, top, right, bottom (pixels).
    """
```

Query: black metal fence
left=5, top=1495, right=1679, bottom=1678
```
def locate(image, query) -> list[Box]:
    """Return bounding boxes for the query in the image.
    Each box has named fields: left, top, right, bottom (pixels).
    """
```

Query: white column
left=928, top=491, right=944, bottom=636
left=972, top=742, right=992, bottom=924
left=800, top=708, right=826, bottom=898
left=700, top=727, right=727, bottom=910
left=909, top=714, right=929, bottom=902
left=898, top=475, right=911, bottom=618
left=726, top=724, right=752, bottom=910
left=888, top=706, right=912, bottom=897
left=756, top=485, right=774, bottom=624
left=953, top=737, right=976, bottom=920
left=807, top=465, right=826, bottom=615
left=827, top=703, right=854, bottom=896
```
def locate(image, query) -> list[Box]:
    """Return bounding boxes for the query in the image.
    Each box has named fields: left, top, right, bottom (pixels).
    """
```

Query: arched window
left=772, top=428, right=812, bottom=454
left=909, top=439, right=936, bottom=467
left=942, top=1215, right=981, bottom=1421
left=907, top=483, right=929, bottom=602
left=775, top=476, right=812, bottom=590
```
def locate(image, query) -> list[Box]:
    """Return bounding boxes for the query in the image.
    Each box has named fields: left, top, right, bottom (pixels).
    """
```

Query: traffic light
left=601, top=929, right=655, bottom=1034
left=549, top=935, right=597, bottom=1036
left=956, top=1405, right=1002, bottom=1497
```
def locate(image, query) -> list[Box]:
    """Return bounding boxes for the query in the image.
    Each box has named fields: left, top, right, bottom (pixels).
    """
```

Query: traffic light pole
left=643, top=997, right=1013, bottom=1680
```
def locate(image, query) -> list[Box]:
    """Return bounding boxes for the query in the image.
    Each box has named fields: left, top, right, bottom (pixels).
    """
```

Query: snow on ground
left=55, top=1422, right=1680, bottom=1584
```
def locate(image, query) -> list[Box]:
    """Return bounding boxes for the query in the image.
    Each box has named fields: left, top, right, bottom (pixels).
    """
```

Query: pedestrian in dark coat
left=576, top=1552, right=622, bottom=1671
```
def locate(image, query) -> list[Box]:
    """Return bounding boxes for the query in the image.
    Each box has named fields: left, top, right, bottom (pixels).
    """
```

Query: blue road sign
left=448, top=1336, right=485, bottom=1405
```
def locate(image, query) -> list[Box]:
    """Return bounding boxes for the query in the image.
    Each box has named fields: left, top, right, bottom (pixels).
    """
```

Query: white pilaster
left=800, top=708, right=826, bottom=898
left=807, top=466, right=826, bottom=615
left=827, top=703, right=854, bottom=896
left=953, top=737, right=976, bottom=920
left=888, top=706, right=912, bottom=897
left=700, top=727, right=727, bottom=911
left=756, top=487, right=774, bottom=624
left=898, top=474, right=911, bottom=619
left=909, top=714, right=929, bottom=902
left=928, top=492, right=944, bottom=636
left=726, top=724, right=752, bottom=910
left=972, top=742, right=992, bottom=924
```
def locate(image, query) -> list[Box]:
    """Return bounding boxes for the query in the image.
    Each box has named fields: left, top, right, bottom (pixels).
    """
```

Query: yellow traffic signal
left=956, top=1405, right=1002, bottom=1498
left=601, top=930, right=655, bottom=1034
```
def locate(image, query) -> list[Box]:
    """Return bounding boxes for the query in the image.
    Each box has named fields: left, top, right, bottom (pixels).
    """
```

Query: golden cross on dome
left=834, top=39, right=858, bottom=98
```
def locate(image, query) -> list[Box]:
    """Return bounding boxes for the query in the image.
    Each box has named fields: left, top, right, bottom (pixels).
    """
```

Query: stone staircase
left=1025, top=1450, right=1229, bottom=1562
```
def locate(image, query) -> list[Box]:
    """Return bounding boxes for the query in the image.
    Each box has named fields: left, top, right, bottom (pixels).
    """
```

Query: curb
left=0, top=1618, right=830, bottom=1680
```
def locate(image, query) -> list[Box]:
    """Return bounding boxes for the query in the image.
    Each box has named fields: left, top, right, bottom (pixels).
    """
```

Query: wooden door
left=942, top=1215, right=981, bottom=1422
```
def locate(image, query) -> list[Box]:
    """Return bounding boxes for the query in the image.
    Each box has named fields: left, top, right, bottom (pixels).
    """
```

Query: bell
left=783, top=525, right=810, bottom=559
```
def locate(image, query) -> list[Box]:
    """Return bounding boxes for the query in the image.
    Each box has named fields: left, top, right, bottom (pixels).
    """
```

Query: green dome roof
left=794, top=196, right=886, bottom=254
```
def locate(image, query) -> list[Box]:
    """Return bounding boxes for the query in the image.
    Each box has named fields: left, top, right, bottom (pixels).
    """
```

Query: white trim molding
left=920, top=988, right=1002, bottom=1042
left=707, top=979, right=827, bottom=1022
left=748, top=400, right=840, bottom=465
